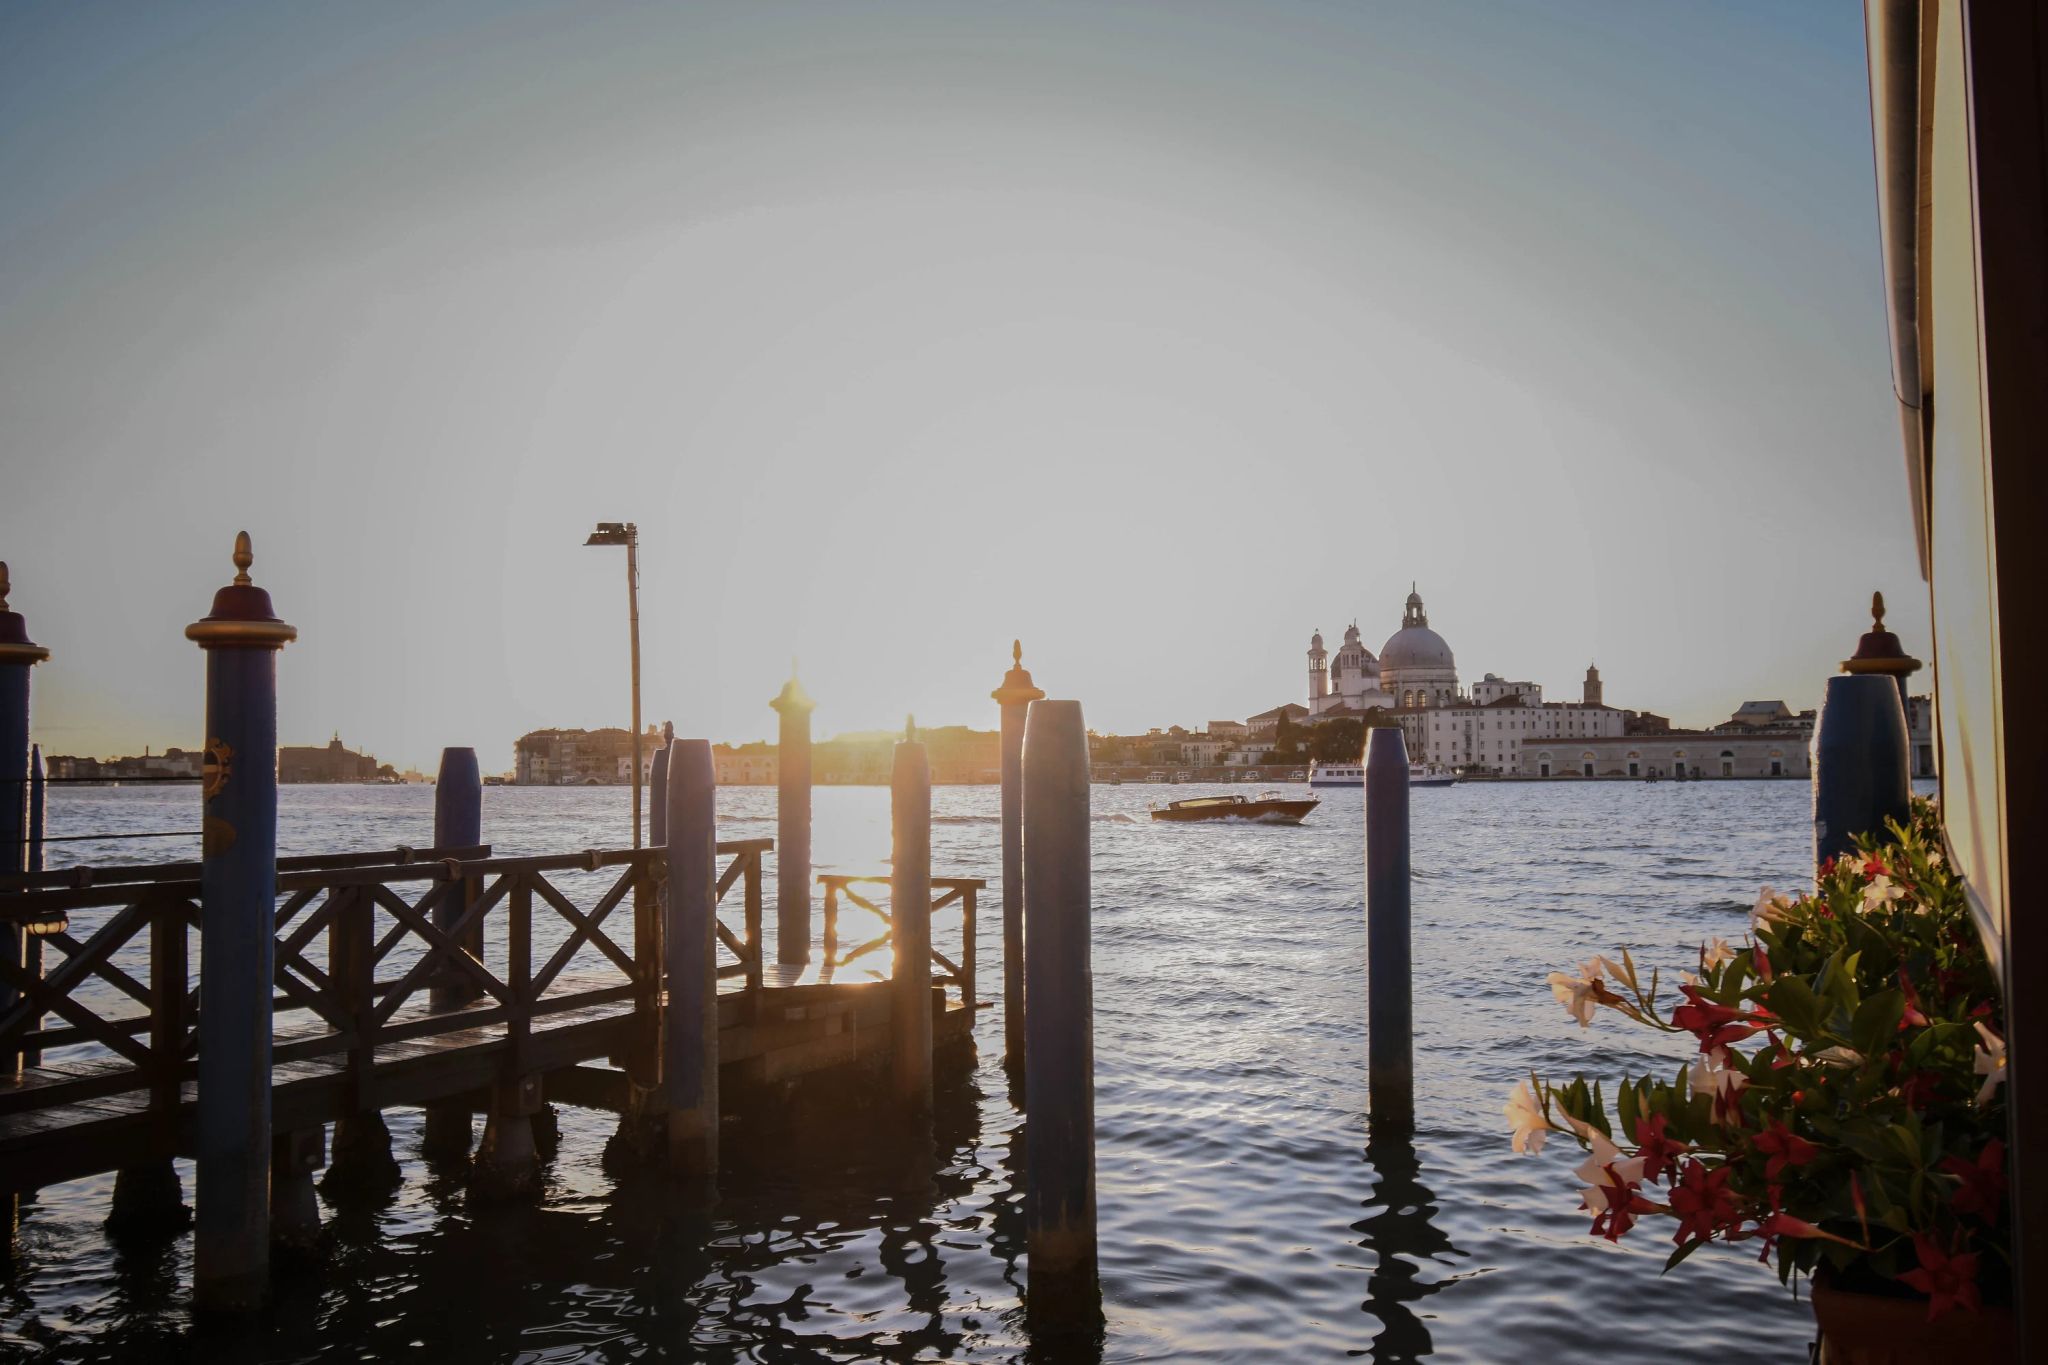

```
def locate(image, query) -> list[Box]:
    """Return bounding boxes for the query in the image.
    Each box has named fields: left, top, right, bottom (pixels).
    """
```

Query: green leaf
left=1766, top=976, right=1825, bottom=1036
left=1663, top=1239, right=1706, bottom=1274
left=1851, top=990, right=1906, bottom=1058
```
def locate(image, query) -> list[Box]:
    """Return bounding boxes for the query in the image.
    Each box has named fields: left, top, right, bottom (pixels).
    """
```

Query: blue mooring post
left=891, top=722, right=933, bottom=1115
left=423, top=746, right=484, bottom=1161
left=1364, top=725, right=1414, bottom=1130
left=992, top=642, right=1044, bottom=1068
left=1022, top=698, right=1100, bottom=1329
left=664, top=738, right=719, bottom=1175
left=185, top=532, right=296, bottom=1312
left=1813, top=675, right=1911, bottom=874
left=24, top=744, right=44, bottom=1069
left=0, top=565, right=49, bottom=1080
left=1815, top=593, right=1918, bottom=875
left=770, top=671, right=814, bottom=964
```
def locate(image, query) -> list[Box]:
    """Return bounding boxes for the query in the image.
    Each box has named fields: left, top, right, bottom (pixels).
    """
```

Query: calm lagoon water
left=2, top=778, right=1868, bottom=1362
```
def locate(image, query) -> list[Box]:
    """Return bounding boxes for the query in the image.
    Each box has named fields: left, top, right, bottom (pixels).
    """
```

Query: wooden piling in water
left=771, top=673, right=814, bottom=964
left=424, top=746, right=483, bottom=1160
left=270, top=1127, right=324, bottom=1254
left=992, top=642, right=1044, bottom=1067
left=1021, top=698, right=1100, bottom=1325
left=649, top=731, right=670, bottom=848
left=0, top=562, right=48, bottom=1080
left=1363, top=726, right=1414, bottom=1130
left=664, top=739, right=719, bottom=1175
left=891, top=728, right=933, bottom=1115
left=185, top=532, right=296, bottom=1312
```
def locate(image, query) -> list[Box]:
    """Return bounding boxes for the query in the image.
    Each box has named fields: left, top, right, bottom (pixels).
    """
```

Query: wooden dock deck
left=0, top=839, right=983, bottom=1194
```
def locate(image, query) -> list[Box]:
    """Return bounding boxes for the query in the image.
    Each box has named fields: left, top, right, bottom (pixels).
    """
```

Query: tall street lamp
left=585, top=522, right=643, bottom=848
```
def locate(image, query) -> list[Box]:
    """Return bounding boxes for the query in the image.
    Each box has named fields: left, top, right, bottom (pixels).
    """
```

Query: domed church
left=1306, top=621, right=1396, bottom=715
left=1380, top=586, right=1459, bottom=709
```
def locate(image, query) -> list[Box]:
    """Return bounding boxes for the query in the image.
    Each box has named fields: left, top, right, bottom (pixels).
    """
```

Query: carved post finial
left=0, top=560, right=10, bottom=612
left=1871, top=590, right=1886, bottom=631
left=1013, top=639, right=1023, bottom=668
left=232, top=531, right=254, bottom=586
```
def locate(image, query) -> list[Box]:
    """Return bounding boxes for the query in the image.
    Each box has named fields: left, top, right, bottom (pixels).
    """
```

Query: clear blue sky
left=1, top=1, right=1920, bottom=771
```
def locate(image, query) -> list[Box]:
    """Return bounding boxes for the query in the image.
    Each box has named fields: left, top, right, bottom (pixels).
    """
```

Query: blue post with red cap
left=186, top=532, right=296, bottom=1312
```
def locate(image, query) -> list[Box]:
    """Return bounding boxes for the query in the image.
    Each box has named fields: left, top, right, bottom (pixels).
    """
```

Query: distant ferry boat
left=1308, top=759, right=1458, bottom=788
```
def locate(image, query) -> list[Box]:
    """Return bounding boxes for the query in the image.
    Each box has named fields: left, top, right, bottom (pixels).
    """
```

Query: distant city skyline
left=4, top=2, right=1922, bottom=772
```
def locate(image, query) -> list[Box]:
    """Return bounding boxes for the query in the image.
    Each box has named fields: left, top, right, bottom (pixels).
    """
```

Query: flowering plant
left=1508, top=799, right=2009, bottom=1320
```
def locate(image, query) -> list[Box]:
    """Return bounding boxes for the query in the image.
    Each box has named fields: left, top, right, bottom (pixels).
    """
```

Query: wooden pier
left=0, top=838, right=983, bottom=1195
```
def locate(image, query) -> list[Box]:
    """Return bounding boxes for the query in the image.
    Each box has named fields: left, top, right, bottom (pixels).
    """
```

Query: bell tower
left=1583, top=663, right=1603, bottom=707
left=1307, top=630, right=1329, bottom=704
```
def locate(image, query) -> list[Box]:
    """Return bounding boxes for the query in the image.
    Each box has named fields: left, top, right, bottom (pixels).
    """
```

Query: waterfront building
left=45, top=747, right=206, bottom=781
left=278, top=734, right=392, bottom=784
left=1378, top=588, right=1460, bottom=709
left=513, top=725, right=661, bottom=785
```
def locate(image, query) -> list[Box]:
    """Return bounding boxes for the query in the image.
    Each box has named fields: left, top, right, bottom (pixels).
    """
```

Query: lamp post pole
left=586, top=522, right=643, bottom=849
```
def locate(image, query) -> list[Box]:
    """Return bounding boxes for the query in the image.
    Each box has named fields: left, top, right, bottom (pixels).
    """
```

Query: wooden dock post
left=770, top=670, right=814, bottom=964
left=270, top=1127, right=324, bottom=1254
left=1364, top=725, right=1414, bottom=1130
left=649, top=725, right=671, bottom=847
left=185, top=532, right=296, bottom=1311
left=892, top=724, right=934, bottom=1115
left=327, top=883, right=397, bottom=1185
left=0, top=563, right=49, bottom=1080
left=664, top=738, right=719, bottom=1175
left=992, top=641, right=1044, bottom=1067
left=424, top=746, right=483, bottom=1159
left=1021, top=698, right=1100, bottom=1326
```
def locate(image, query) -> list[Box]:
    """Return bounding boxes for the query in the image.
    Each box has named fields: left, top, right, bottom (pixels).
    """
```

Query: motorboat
left=1150, top=792, right=1319, bottom=825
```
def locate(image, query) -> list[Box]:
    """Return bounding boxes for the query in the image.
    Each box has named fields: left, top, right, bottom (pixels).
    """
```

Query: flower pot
left=1811, top=1279, right=2014, bottom=1364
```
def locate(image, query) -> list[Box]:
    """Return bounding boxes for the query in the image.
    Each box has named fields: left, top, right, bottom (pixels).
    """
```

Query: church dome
left=1380, top=625, right=1454, bottom=670
left=1380, top=587, right=1454, bottom=671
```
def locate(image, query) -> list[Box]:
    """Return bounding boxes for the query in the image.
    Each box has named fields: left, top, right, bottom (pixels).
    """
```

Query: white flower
left=1861, top=874, right=1908, bottom=913
left=1679, top=970, right=1700, bottom=987
left=1504, top=1080, right=1550, bottom=1155
left=1927, top=850, right=1943, bottom=869
left=1701, top=937, right=1736, bottom=971
left=1751, top=886, right=1793, bottom=927
left=1974, top=1022, right=2008, bottom=1107
left=1812, top=1046, right=1865, bottom=1069
left=1547, top=956, right=1610, bottom=1028
left=1573, top=1130, right=1646, bottom=1212
left=1688, top=1050, right=1748, bottom=1116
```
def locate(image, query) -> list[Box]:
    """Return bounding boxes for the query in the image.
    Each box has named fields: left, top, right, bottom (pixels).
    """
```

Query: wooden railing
left=816, top=873, right=982, bottom=1009
left=0, top=838, right=777, bottom=1125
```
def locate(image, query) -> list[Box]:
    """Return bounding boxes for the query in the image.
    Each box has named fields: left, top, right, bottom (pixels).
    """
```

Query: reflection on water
left=2, top=780, right=1861, bottom=1361
left=1355, top=1121, right=1460, bottom=1362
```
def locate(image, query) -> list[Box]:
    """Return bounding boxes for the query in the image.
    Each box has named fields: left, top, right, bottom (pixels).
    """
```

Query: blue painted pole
left=664, top=738, right=718, bottom=1174
left=0, top=564, right=50, bottom=1080
left=423, top=745, right=484, bottom=1159
left=992, top=642, right=1044, bottom=1068
left=1022, top=698, right=1099, bottom=1326
left=1364, top=726, right=1414, bottom=1130
left=185, top=532, right=295, bottom=1312
left=892, top=728, right=933, bottom=1115
left=1813, top=673, right=1912, bottom=874
left=770, top=673, right=814, bottom=964
left=24, top=745, right=43, bottom=1069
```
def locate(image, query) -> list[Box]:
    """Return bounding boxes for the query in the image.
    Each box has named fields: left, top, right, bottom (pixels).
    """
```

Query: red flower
left=1671, top=984, right=1766, bottom=1054
left=1588, top=1174, right=1653, bottom=1243
left=1896, top=1070, right=1943, bottom=1108
left=1940, top=1139, right=2007, bottom=1227
left=1896, top=1234, right=1982, bottom=1322
left=1667, top=1159, right=1738, bottom=1244
left=1632, top=1113, right=1687, bottom=1185
left=1860, top=855, right=1888, bottom=879
left=1818, top=855, right=1837, bottom=878
left=1898, top=969, right=1930, bottom=1028
left=1753, top=1119, right=1819, bottom=1182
